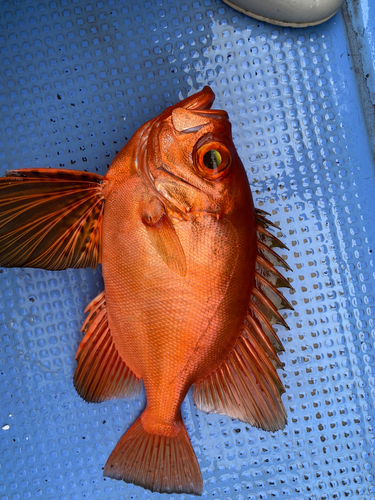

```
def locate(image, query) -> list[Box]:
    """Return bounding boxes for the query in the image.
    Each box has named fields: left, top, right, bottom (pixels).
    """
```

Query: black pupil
left=203, top=150, right=222, bottom=170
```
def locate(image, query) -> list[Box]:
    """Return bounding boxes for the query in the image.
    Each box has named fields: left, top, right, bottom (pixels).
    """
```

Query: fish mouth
left=182, top=86, right=215, bottom=111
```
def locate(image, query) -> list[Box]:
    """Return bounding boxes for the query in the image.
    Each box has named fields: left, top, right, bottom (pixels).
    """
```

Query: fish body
left=0, top=87, right=292, bottom=495
left=102, top=98, right=256, bottom=435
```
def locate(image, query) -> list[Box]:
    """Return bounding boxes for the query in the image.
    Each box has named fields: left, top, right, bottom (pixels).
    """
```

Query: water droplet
left=2, top=424, right=10, bottom=430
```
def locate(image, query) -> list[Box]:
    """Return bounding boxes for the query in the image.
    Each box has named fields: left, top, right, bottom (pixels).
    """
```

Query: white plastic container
left=222, top=0, right=344, bottom=27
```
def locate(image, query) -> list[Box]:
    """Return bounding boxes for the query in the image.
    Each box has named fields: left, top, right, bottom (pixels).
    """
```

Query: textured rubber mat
left=1, top=1, right=375, bottom=499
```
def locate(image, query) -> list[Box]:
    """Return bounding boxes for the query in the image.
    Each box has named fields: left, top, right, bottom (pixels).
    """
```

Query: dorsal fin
left=74, top=291, right=142, bottom=403
left=193, top=209, right=293, bottom=431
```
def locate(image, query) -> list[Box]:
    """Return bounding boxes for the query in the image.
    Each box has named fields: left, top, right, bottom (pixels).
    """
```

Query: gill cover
left=140, top=87, right=231, bottom=277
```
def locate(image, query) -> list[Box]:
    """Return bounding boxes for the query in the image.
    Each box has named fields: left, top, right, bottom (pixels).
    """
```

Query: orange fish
left=0, top=87, right=292, bottom=495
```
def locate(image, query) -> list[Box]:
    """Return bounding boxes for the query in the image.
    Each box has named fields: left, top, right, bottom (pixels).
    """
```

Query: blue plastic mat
left=1, top=1, right=375, bottom=499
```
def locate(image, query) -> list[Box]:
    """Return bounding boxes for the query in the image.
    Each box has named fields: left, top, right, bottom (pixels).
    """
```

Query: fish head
left=145, top=87, right=253, bottom=220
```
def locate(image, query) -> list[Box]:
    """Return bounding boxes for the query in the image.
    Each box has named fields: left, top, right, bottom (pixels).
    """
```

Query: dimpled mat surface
left=0, top=1, right=375, bottom=499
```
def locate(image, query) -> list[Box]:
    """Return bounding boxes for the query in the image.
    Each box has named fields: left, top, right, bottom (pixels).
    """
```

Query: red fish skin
left=101, top=105, right=257, bottom=436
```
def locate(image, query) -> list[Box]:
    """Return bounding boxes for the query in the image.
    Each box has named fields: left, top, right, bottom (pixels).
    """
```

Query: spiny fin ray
left=193, top=209, right=292, bottom=431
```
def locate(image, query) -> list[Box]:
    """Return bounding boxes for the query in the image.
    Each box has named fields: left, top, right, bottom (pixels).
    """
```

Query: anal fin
left=74, top=291, right=142, bottom=403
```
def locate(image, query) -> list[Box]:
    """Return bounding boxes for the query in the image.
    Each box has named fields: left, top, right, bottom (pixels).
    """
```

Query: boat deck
left=0, top=1, right=374, bottom=499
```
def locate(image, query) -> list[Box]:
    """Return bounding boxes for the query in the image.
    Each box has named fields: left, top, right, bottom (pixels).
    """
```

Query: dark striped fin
left=0, top=168, right=105, bottom=270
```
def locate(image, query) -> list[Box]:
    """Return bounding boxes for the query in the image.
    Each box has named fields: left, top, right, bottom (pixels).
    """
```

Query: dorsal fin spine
left=192, top=209, right=292, bottom=431
left=256, top=254, right=292, bottom=289
left=242, top=318, right=281, bottom=367
left=254, top=271, right=294, bottom=311
left=251, top=289, right=290, bottom=329
left=257, top=240, right=292, bottom=271
left=256, top=224, right=288, bottom=249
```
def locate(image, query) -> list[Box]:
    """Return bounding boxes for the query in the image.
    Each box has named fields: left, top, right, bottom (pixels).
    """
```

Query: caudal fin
left=103, top=415, right=203, bottom=495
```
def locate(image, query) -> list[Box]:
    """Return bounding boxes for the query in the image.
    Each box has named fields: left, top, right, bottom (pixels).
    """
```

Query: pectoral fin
left=0, top=168, right=105, bottom=270
left=142, top=198, right=187, bottom=277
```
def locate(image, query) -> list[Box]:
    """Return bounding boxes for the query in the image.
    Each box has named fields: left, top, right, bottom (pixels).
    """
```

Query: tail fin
left=104, top=415, right=203, bottom=495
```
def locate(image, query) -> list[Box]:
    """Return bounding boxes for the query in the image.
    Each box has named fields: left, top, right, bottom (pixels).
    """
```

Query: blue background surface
left=0, top=1, right=375, bottom=499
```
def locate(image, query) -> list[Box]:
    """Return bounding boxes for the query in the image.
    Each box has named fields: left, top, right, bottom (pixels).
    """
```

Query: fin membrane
left=74, top=291, right=141, bottom=403
left=104, top=415, right=203, bottom=495
left=142, top=199, right=187, bottom=277
left=193, top=326, right=287, bottom=432
left=0, top=168, right=105, bottom=270
left=194, top=210, right=293, bottom=431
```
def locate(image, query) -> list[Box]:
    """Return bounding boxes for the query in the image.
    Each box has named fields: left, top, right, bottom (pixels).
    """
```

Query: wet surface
left=0, top=1, right=374, bottom=499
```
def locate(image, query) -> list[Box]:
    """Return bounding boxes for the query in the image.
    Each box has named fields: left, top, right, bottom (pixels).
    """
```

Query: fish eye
left=203, top=149, right=222, bottom=170
left=195, top=141, right=232, bottom=180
